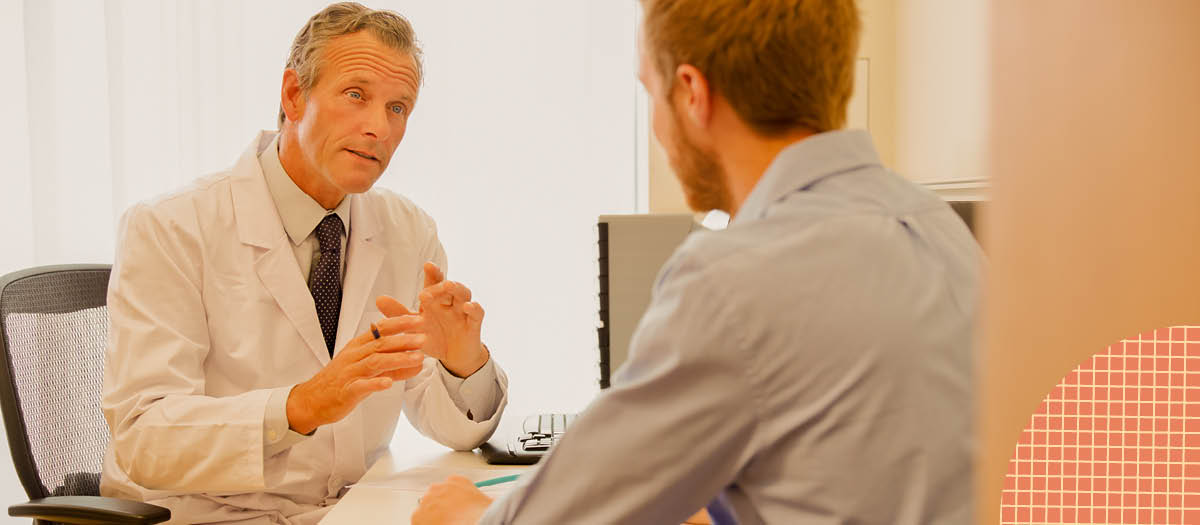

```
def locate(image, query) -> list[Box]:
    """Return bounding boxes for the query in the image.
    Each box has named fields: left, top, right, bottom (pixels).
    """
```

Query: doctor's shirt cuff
left=437, top=358, right=501, bottom=422
left=264, top=385, right=314, bottom=458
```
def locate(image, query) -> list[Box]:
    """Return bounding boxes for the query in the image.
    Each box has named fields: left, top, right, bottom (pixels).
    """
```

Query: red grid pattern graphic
left=1001, top=326, right=1200, bottom=524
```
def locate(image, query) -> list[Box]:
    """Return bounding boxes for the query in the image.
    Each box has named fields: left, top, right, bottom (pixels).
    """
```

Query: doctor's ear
left=280, top=69, right=306, bottom=124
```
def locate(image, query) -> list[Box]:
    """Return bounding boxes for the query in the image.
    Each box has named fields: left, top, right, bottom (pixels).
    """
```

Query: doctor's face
left=291, top=32, right=420, bottom=195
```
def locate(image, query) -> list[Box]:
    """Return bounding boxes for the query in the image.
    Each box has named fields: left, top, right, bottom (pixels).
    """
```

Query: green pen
left=474, top=474, right=520, bottom=488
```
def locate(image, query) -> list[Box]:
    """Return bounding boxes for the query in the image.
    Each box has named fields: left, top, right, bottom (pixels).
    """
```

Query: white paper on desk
left=353, top=466, right=524, bottom=496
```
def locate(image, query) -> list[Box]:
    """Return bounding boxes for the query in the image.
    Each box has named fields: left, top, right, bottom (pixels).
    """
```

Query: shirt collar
left=732, top=129, right=882, bottom=225
left=259, top=133, right=351, bottom=246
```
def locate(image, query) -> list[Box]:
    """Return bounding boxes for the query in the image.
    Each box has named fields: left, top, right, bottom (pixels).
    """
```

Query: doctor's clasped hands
left=286, top=262, right=490, bottom=435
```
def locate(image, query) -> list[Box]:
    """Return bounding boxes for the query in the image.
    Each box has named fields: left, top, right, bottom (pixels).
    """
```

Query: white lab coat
left=100, top=132, right=507, bottom=524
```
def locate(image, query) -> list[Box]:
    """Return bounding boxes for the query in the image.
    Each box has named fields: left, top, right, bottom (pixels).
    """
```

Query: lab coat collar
left=231, top=131, right=384, bottom=247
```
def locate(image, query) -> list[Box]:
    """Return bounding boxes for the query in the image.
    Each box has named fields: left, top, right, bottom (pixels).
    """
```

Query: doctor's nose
left=361, top=107, right=390, bottom=142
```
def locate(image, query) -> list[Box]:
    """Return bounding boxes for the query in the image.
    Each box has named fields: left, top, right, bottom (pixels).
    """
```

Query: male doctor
left=100, top=3, right=507, bottom=523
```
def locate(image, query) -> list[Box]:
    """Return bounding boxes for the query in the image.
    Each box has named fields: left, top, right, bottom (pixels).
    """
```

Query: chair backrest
left=0, top=265, right=113, bottom=499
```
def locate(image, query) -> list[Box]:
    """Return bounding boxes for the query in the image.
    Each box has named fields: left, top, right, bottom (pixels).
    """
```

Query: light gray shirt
left=481, top=130, right=981, bottom=524
left=257, top=136, right=501, bottom=457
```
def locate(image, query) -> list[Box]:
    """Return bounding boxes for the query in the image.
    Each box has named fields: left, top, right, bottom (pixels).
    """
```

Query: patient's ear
left=674, top=64, right=712, bottom=130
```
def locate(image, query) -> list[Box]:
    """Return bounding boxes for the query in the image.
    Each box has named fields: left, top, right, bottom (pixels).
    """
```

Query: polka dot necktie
left=311, top=214, right=344, bottom=356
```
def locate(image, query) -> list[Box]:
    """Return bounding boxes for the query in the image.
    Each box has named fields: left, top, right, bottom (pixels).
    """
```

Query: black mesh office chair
left=0, top=265, right=169, bottom=524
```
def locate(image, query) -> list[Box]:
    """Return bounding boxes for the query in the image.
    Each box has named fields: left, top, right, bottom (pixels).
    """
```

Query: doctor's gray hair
left=278, top=2, right=423, bottom=127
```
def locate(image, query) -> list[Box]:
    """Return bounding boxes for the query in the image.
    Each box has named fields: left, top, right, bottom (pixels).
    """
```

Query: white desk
left=320, top=446, right=531, bottom=525
left=319, top=425, right=710, bottom=525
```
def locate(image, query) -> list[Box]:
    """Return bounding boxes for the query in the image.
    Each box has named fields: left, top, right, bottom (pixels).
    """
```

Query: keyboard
left=478, top=413, right=577, bottom=465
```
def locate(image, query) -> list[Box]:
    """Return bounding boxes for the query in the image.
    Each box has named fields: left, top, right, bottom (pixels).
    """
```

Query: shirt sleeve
left=398, top=230, right=509, bottom=450
left=479, top=255, right=761, bottom=524
left=263, top=386, right=313, bottom=457
left=436, top=358, right=502, bottom=421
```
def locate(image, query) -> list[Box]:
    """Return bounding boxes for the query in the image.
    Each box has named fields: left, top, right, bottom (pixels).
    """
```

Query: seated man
left=414, top=0, right=981, bottom=523
left=100, top=3, right=507, bottom=524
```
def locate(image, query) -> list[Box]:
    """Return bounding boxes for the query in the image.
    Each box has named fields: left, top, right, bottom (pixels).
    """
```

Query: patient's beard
left=668, top=108, right=731, bottom=214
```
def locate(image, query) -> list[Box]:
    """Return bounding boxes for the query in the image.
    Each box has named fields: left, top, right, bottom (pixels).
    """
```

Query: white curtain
left=0, top=0, right=640, bottom=515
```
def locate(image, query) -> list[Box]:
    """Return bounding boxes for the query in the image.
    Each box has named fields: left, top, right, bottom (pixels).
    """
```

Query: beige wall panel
left=979, top=2, right=1200, bottom=523
left=859, top=0, right=897, bottom=167
left=895, top=0, right=988, bottom=184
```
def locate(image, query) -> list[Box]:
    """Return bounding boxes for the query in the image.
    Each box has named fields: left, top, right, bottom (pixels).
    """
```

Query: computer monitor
left=595, top=214, right=702, bottom=388
left=594, top=201, right=981, bottom=389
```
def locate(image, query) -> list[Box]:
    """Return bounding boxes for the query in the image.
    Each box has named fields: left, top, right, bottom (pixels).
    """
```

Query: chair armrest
left=9, top=495, right=170, bottom=524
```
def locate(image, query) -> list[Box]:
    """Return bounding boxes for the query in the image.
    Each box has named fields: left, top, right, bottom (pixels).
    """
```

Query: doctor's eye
left=347, top=90, right=363, bottom=100
left=390, top=104, right=407, bottom=115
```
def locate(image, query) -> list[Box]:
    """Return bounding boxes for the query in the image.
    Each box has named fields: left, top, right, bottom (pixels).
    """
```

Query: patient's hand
left=412, top=475, right=493, bottom=525
left=683, top=508, right=713, bottom=524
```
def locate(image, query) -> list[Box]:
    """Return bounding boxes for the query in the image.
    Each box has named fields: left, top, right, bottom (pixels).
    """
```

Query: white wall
left=0, top=1, right=35, bottom=276
left=0, top=0, right=639, bottom=518
left=1, top=2, right=36, bottom=514
left=381, top=0, right=640, bottom=443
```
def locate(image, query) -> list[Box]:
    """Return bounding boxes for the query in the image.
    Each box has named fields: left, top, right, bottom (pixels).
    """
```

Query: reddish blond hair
left=641, top=0, right=860, bottom=135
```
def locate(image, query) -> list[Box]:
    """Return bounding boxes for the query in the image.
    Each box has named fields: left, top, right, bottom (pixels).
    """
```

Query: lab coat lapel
left=329, top=193, right=381, bottom=484
left=231, top=132, right=331, bottom=366
left=335, top=193, right=384, bottom=354
left=255, top=244, right=331, bottom=365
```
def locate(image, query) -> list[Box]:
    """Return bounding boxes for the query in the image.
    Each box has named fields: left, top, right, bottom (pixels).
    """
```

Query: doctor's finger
left=427, top=280, right=471, bottom=303
left=418, top=289, right=457, bottom=311
left=443, top=281, right=472, bottom=303
left=463, top=301, right=485, bottom=325
left=345, top=376, right=394, bottom=399
left=375, top=314, right=423, bottom=336
left=419, top=293, right=468, bottom=324
left=343, top=320, right=415, bottom=351
left=342, top=333, right=378, bottom=355
left=375, top=333, right=427, bottom=353
left=343, top=317, right=422, bottom=351
left=378, top=366, right=423, bottom=382
left=345, top=333, right=425, bottom=362
left=417, top=290, right=441, bottom=309
left=423, top=262, right=444, bottom=288
left=345, top=350, right=425, bottom=378
left=422, top=280, right=472, bottom=304
left=376, top=295, right=414, bottom=317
